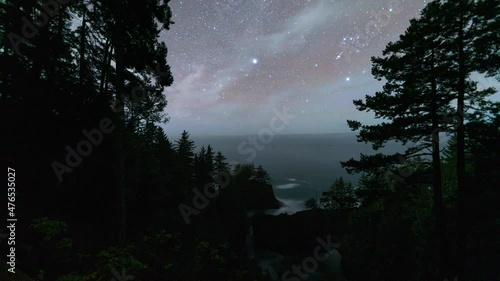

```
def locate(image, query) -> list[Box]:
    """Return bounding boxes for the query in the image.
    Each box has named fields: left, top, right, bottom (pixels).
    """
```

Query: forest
left=1, top=0, right=499, bottom=281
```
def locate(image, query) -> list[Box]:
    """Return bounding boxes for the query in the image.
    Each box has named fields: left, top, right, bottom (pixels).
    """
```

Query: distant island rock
left=240, top=182, right=283, bottom=210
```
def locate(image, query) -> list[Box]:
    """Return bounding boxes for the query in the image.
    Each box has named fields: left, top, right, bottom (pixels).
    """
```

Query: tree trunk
left=99, top=40, right=111, bottom=95
left=112, top=23, right=127, bottom=246
left=456, top=2, right=467, bottom=280
left=79, top=12, right=87, bottom=86
left=430, top=47, right=450, bottom=281
left=103, top=45, right=113, bottom=96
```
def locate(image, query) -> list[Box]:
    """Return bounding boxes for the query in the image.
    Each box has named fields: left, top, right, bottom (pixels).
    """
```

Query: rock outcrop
left=240, top=182, right=282, bottom=210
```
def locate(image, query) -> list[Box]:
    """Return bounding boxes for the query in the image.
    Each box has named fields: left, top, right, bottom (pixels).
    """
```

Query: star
left=161, top=0, right=433, bottom=135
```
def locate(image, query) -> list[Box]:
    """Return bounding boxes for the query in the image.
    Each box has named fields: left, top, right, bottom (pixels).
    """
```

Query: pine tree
left=206, top=144, right=215, bottom=172
left=213, top=151, right=230, bottom=191
left=342, top=5, right=457, bottom=274
left=304, top=198, right=319, bottom=209
left=214, top=151, right=230, bottom=176
left=232, top=163, right=256, bottom=184
left=175, top=130, right=195, bottom=162
left=320, top=177, right=357, bottom=210
left=435, top=1, right=498, bottom=277
left=85, top=0, right=175, bottom=245
left=175, top=130, right=196, bottom=197
left=254, top=165, right=272, bottom=185
left=194, top=145, right=216, bottom=188
left=342, top=1, right=499, bottom=277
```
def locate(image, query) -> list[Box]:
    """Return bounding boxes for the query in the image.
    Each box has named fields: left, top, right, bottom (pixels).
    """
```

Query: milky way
left=159, top=0, right=435, bottom=135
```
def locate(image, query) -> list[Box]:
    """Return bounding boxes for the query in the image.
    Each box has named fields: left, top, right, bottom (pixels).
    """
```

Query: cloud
left=163, top=1, right=341, bottom=123
left=164, top=64, right=241, bottom=118
left=252, top=1, right=338, bottom=54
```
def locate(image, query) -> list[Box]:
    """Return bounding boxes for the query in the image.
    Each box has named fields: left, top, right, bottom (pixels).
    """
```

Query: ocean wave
left=274, top=183, right=300, bottom=189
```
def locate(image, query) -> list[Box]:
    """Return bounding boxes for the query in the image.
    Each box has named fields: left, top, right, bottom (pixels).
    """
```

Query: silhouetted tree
left=320, top=177, right=358, bottom=210
left=342, top=2, right=498, bottom=277
left=304, top=198, right=319, bottom=209
left=254, top=165, right=272, bottom=185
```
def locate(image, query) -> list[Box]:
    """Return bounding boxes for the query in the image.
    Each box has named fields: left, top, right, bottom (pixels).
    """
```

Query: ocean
left=187, top=133, right=432, bottom=214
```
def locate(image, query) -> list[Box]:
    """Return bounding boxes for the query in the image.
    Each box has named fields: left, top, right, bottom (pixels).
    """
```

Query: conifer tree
left=320, top=177, right=357, bottom=210
left=254, top=165, right=272, bottom=185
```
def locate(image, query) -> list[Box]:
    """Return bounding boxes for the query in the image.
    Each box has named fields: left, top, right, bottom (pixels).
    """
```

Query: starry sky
left=159, top=0, right=497, bottom=136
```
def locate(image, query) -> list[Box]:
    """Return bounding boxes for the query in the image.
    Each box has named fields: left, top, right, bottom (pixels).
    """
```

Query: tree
left=205, top=145, right=215, bottom=172
left=214, top=151, right=230, bottom=176
left=194, top=145, right=218, bottom=189
left=459, top=103, right=500, bottom=280
left=304, top=198, right=319, bottom=209
left=175, top=131, right=195, bottom=164
left=254, top=165, right=272, bottom=185
left=0, top=1, right=278, bottom=280
left=232, top=164, right=273, bottom=186
left=232, top=163, right=256, bottom=184
left=470, top=0, right=500, bottom=79
left=175, top=130, right=196, bottom=198
left=342, top=4, right=456, bottom=273
left=82, top=0, right=175, bottom=245
left=341, top=2, right=499, bottom=277
left=213, top=151, right=230, bottom=190
left=320, top=177, right=357, bottom=210
left=430, top=1, right=498, bottom=278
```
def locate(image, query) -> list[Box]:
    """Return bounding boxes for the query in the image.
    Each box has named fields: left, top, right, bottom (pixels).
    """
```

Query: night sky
left=160, top=0, right=496, bottom=136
